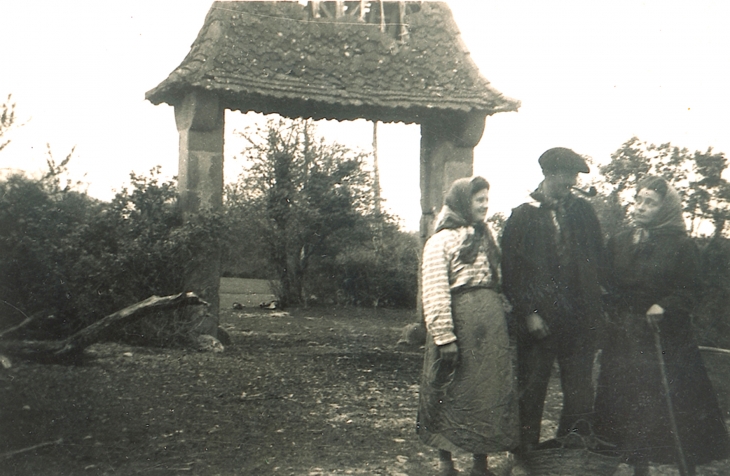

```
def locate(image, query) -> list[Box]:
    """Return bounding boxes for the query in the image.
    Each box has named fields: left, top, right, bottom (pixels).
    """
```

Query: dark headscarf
left=434, top=177, right=499, bottom=269
left=633, top=175, right=687, bottom=243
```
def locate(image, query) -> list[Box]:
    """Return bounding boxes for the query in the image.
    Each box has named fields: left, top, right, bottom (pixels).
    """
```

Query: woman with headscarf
left=593, top=176, right=730, bottom=476
left=417, top=177, right=518, bottom=476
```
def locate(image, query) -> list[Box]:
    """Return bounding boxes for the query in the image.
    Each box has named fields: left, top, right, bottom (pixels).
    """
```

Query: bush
left=694, top=236, right=730, bottom=349
left=332, top=223, right=419, bottom=308
left=1, top=121, right=422, bottom=348
left=221, top=181, right=276, bottom=280
left=0, top=174, right=104, bottom=335
left=226, top=118, right=420, bottom=308
left=78, top=170, right=225, bottom=346
left=0, top=167, right=223, bottom=346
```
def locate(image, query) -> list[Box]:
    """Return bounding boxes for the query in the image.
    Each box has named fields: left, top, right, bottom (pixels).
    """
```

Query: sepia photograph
left=1, top=1, right=729, bottom=474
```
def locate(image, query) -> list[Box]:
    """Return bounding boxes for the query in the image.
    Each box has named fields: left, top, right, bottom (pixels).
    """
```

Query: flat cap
left=538, top=147, right=589, bottom=174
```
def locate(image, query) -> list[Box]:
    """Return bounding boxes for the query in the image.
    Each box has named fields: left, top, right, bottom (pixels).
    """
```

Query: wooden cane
left=651, top=320, right=690, bottom=476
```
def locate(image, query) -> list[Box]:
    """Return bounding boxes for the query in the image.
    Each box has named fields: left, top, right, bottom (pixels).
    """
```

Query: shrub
left=694, top=236, right=730, bottom=349
left=0, top=173, right=103, bottom=335
left=0, top=166, right=224, bottom=346
left=331, top=222, right=419, bottom=308
left=227, top=118, right=419, bottom=308
left=77, top=169, right=224, bottom=346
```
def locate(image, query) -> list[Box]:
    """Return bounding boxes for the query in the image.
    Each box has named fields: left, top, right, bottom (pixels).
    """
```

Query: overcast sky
left=2, top=1, right=729, bottom=230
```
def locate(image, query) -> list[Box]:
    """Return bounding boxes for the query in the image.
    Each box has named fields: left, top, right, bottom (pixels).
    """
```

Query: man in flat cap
left=501, top=147, right=604, bottom=458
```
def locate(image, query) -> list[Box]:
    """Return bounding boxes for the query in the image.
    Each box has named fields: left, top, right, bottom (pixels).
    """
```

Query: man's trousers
left=516, top=332, right=596, bottom=450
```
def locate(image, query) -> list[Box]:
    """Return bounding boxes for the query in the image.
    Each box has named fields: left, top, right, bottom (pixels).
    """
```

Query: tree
left=0, top=97, right=221, bottom=345
left=0, top=161, right=224, bottom=345
left=686, top=148, right=730, bottom=236
left=326, top=217, right=419, bottom=308
left=599, top=136, right=730, bottom=236
left=0, top=94, right=18, bottom=153
left=227, top=119, right=419, bottom=308
left=598, top=137, right=730, bottom=348
left=0, top=148, right=101, bottom=335
left=600, top=137, right=687, bottom=207
left=229, top=119, right=377, bottom=306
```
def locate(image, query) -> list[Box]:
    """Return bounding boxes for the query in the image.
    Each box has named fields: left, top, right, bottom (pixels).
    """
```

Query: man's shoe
left=510, top=458, right=530, bottom=476
left=469, top=469, right=496, bottom=476
left=632, top=462, right=649, bottom=476
left=439, top=460, right=459, bottom=476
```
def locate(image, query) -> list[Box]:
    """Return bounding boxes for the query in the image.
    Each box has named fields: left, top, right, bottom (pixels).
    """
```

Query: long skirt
left=593, top=311, right=730, bottom=466
left=417, top=288, right=519, bottom=454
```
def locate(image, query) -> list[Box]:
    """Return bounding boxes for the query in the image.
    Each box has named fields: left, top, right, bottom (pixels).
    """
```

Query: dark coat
left=593, top=228, right=730, bottom=465
left=500, top=193, right=604, bottom=341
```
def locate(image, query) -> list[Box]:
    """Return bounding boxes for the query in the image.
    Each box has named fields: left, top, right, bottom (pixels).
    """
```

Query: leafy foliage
left=596, top=136, right=730, bottom=348
left=599, top=136, right=730, bottom=236
left=226, top=118, right=418, bottom=308
left=0, top=161, right=223, bottom=345
left=0, top=149, right=101, bottom=335
left=0, top=94, right=18, bottom=153
left=323, top=219, right=420, bottom=308
left=585, top=191, right=632, bottom=242
left=0, top=117, right=419, bottom=348
left=84, top=169, right=226, bottom=345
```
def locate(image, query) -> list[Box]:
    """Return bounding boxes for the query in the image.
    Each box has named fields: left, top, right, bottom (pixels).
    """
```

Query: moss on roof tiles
left=146, top=1, right=519, bottom=123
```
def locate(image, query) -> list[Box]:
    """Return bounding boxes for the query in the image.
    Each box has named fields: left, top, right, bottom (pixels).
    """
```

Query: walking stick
left=650, top=320, right=690, bottom=476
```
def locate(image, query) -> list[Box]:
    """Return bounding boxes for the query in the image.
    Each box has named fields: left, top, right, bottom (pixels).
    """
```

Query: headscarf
left=632, top=175, right=687, bottom=243
left=434, top=177, right=499, bottom=269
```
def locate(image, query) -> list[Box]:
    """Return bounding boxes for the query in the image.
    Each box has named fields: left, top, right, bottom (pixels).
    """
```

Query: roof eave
left=146, top=78, right=520, bottom=122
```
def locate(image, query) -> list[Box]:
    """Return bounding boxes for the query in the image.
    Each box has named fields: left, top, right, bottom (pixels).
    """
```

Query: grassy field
left=219, top=277, right=277, bottom=309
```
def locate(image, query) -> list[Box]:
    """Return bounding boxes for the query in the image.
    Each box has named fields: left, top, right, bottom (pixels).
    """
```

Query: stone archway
left=146, top=1, right=520, bottom=335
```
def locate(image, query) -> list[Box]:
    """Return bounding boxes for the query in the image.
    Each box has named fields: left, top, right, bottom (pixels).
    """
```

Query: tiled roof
left=146, top=1, right=519, bottom=124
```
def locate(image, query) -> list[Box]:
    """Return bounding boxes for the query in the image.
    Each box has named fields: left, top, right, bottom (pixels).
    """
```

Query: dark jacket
left=500, top=193, right=603, bottom=340
left=593, top=228, right=730, bottom=464
left=601, top=228, right=698, bottom=318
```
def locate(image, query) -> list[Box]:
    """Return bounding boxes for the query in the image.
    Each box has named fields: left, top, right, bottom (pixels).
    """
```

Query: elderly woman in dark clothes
left=594, top=176, right=730, bottom=476
left=417, top=177, right=518, bottom=476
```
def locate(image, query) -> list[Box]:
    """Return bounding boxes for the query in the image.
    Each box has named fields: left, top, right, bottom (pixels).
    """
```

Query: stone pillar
left=174, top=89, right=225, bottom=336
left=419, top=110, right=486, bottom=243
left=402, top=111, right=486, bottom=346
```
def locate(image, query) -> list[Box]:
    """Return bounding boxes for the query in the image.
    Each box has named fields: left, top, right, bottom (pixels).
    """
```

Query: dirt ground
left=1, top=306, right=729, bottom=475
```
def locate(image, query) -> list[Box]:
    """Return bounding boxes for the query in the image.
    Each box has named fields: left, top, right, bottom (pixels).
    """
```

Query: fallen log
left=0, top=292, right=207, bottom=364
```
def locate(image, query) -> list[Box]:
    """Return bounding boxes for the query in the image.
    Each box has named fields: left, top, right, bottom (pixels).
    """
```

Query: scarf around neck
left=434, top=205, right=500, bottom=270
left=530, top=181, right=571, bottom=210
left=434, top=177, right=500, bottom=270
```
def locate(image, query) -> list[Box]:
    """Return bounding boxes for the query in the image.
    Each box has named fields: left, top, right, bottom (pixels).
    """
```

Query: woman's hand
left=438, top=342, right=459, bottom=366
left=526, top=313, right=550, bottom=339
left=646, top=303, right=665, bottom=326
